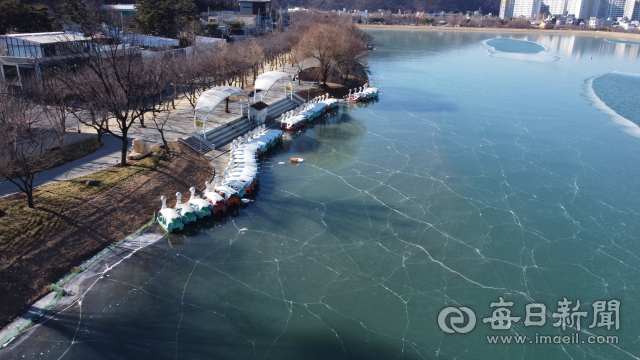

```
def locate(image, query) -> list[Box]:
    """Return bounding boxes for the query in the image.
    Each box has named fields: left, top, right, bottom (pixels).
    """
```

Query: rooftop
left=100, top=4, right=137, bottom=11
left=250, top=101, right=269, bottom=111
left=3, top=32, right=89, bottom=44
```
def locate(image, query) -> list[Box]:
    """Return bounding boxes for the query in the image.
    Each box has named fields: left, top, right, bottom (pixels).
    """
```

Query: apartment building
left=500, top=0, right=639, bottom=20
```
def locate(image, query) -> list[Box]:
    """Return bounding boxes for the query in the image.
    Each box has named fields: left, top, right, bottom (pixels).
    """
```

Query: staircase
left=268, top=97, right=301, bottom=119
left=180, top=116, right=256, bottom=153
left=179, top=134, right=215, bottom=154
left=205, top=116, right=257, bottom=149
left=292, top=93, right=305, bottom=104
left=179, top=97, right=302, bottom=154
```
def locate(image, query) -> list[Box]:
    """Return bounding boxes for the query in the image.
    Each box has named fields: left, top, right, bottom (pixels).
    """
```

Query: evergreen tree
left=132, top=0, right=175, bottom=38
left=133, top=0, right=198, bottom=39
left=0, top=0, right=53, bottom=35
left=176, top=0, right=198, bottom=23
left=60, top=0, right=85, bottom=24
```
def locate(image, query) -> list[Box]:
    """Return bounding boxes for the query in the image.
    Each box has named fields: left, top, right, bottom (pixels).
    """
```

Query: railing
left=292, top=93, right=305, bottom=104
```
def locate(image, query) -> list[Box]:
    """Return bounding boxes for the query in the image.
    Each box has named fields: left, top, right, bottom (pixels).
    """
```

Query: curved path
left=0, top=135, right=126, bottom=198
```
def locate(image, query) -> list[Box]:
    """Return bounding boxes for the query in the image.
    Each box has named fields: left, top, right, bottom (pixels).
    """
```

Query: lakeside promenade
left=0, top=59, right=317, bottom=198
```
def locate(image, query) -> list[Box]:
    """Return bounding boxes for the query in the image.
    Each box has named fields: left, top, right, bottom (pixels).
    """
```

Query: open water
left=2, top=30, right=640, bottom=360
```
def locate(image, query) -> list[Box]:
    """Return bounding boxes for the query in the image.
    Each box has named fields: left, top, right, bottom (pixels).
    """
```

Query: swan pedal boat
left=188, top=187, right=212, bottom=218
left=158, top=196, right=185, bottom=233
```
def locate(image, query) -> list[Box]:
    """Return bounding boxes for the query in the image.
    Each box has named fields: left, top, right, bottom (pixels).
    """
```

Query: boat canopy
left=195, top=86, right=247, bottom=114
left=194, top=86, right=248, bottom=135
left=253, top=71, right=292, bottom=97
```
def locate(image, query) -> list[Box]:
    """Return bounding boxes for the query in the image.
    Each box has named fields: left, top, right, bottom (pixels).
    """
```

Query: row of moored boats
left=158, top=83, right=380, bottom=232
left=347, top=84, right=379, bottom=102
left=280, top=83, right=379, bottom=131
left=280, top=94, right=339, bottom=131
left=158, top=125, right=285, bottom=233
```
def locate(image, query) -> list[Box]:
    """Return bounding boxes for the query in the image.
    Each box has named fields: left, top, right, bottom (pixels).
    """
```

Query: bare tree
left=245, top=38, right=264, bottom=83
left=292, top=20, right=369, bottom=87
left=290, top=45, right=306, bottom=85
left=0, top=82, right=57, bottom=208
left=293, top=23, right=340, bottom=87
left=50, top=30, right=174, bottom=166
left=150, top=103, right=173, bottom=153
left=41, top=82, right=73, bottom=150
left=176, top=47, right=216, bottom=110
left=335, top=24, right=368, bottom=82
left=149, top=56, right=178, bottom=153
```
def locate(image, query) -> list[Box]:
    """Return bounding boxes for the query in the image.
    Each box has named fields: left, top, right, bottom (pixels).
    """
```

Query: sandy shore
left=359, top=24, right=640, bottom=42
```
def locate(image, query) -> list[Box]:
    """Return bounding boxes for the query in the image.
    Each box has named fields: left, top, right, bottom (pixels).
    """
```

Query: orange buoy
left=290, top=158, right=304, bottom=163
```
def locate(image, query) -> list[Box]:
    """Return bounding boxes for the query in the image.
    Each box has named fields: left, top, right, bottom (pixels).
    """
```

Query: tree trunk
left=161, top=131, right=169, bottom=154
left=120, top=131, right=128, bottom=165
left=225, top=98, right=230, bottom=113
left=140, top=112, right=146, bottom=128
left=173, top=84, right=177, bottom=109
left=59, top=118, right=66, bottom=148
left=25, top=180, right=34, bottom=208
left=27, top=191, right=34, bottom=208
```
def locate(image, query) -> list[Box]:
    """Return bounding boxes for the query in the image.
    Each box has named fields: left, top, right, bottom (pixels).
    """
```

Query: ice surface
left=2, top=31, right=640, bottom=360
left=484, top=38, right=561, bottom=62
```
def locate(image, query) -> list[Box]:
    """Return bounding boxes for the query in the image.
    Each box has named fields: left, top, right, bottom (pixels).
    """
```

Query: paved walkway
left=1, top=59, right=320, bottom=199
left=0, top=135, right=124, bottom=198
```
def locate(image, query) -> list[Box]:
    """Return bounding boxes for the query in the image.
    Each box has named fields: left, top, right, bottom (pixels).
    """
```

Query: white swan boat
left=188, top=187, right=212, bottom=218
left=174, top=192, right=197, bottom=224
left=158, top=196, right=184, bottom=233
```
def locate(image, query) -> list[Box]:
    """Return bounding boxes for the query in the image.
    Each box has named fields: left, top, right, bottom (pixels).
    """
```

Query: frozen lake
left=2, top=30, right=640, bottom=360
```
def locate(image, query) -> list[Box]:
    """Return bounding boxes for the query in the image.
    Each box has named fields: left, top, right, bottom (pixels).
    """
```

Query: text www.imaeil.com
left=486, top=333, right=619, bottom=345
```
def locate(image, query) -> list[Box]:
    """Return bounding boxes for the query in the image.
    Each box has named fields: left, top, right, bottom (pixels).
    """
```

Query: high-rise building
left=512, top=0, right=543, bottom=17
left=567, top=0, right=593, bottom=20
left=623, top=0, right=640, bottom=19
left=500, top=0, right=515, bottom=18
left=541, top=0, right=569, bottom=15
left=499, top=0, right=637, bottom=20
left=590, top=0, right=626, bottom=19
left=533, top=0, right=640, bottom=20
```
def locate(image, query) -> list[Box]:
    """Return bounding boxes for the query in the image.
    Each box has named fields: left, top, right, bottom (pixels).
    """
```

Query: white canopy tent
left=194, top=86, right=248, bottom=135
left=296, top=58, right=321, bottom=72
left=253, top=71, right=293, bottom=101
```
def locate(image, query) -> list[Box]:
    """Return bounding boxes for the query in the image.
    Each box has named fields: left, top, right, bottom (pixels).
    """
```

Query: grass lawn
left=0, top=142, right=217, bottom=328
left=41, top=137, right=105, bottom=172
left=0, top=147, right=169, bottom=254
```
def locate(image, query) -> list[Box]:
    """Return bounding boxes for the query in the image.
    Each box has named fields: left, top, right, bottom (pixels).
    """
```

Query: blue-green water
left=487, top=38, right=545, bottom=53
left=592, top=72, right=640, bottom=126
left=3, top=31, right=640, bottom=360
left=605, top=39, right=640, bottom=47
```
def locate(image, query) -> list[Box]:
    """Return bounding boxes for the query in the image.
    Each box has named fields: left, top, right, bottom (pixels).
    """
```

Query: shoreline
left=0, top=142, right=215, bottom=331
left=0, top=224, right=162, bottom=350
left=359, top=24, right=640, bottom=42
